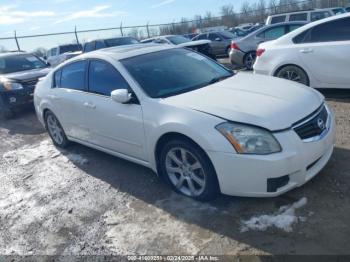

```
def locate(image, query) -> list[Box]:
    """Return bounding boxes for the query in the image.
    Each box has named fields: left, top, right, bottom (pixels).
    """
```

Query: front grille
left=19, top=78, right=39, bottom=93
left=293, top=105, right=328, bottom=141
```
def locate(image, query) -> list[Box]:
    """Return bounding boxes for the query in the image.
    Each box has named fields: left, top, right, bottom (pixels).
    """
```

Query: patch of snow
left=2, top=139, right=88, bottom=166
left=3, top=140, right=60, bottom=166
left=240, top=197, right=308, bottom=233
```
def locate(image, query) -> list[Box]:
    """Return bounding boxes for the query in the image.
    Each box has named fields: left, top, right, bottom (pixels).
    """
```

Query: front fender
left=145, top=111, right=237, bottom=172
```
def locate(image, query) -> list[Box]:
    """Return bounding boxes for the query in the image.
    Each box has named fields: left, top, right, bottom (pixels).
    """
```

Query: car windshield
left=59, top=44, right=82, bottom=54
left=121, top=49, right=233, bottom=98
left=105, top=37, right=139, bottom=47
left=0, top=54, right=47, bottom=74
left=166, top=36, right=191, bottom=45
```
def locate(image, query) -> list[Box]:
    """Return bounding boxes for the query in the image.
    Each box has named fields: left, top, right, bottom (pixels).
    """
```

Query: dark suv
left=83, top=37, right=139, bottom=53
left=0, top=52, right=50, bottom=119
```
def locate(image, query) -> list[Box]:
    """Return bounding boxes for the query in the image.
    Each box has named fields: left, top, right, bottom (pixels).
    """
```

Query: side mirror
left=111, top=89, right=131, bottom=104
left=46, top=61, right=51, bottom=67
left=215, top=38, right=222, bottom=42
left=43, top=55, right=47, bottom=60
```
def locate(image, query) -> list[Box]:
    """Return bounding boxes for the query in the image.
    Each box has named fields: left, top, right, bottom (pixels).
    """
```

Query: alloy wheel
left=276, top=65, right=309, bottom=86
left=165, top=147, right=206, bottom=197
left=47, top=114, right=64, bottom=145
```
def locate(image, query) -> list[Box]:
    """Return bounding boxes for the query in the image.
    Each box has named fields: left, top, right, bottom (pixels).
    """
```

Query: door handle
left=83, top=102, right=96, bottom=109
left=300, top=48, right=314, bottom=54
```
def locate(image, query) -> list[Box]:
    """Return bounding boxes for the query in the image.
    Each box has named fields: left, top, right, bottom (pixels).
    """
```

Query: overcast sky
left=0, top=0, right=252, bottom=51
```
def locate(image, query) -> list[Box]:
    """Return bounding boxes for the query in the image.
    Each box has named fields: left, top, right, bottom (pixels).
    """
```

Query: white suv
left=254, top=13, right=350, bottom=89
left=265, top=7, right=346, bottom=25
left=46, top=44, right=82, bottom=67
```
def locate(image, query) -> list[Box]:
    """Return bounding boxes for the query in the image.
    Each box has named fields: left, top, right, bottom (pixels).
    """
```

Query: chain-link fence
left=0, top=0, right=348, bottom=53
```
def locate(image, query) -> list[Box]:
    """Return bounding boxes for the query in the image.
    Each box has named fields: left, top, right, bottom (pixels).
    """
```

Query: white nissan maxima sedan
left=34, top=44, right=336, bottom=201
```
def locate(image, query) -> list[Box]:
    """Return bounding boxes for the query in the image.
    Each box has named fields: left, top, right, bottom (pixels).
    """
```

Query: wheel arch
left=154, top=132, right=217, bottom=179
left=273, top=63, right=310, bottom=86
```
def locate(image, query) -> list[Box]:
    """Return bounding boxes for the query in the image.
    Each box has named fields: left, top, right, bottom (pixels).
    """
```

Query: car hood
left=178, top=40, right=211, bottom=47
left=162, top=73, right=324, bottom=131
left=2, top=67, right=51, bottom=82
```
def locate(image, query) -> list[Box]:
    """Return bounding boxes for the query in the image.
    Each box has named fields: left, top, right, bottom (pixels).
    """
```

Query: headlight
left=2, top=82, right=23, bottom=91
left=216, top=122, right=282, bottom=155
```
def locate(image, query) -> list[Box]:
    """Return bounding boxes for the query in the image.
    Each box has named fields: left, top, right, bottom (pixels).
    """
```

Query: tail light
left=231, top=42, right=239, bottom=50
left=256, top=48, right=265, bottom=57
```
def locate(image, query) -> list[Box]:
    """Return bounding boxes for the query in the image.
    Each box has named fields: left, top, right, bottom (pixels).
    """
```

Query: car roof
left=276, top=12, right=350, bottom=44
left=0, top=51, right=29, bottom=58
left=66, top=44, right=176, bottom=63
left=84, top=36, right=136, bottom=44
left=141, top=35, right=177, bottom=41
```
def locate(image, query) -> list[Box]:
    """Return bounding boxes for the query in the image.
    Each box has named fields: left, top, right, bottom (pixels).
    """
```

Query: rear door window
left=259, top=26, right=286, bottom=40
left=84, top=42, right=95, bottom=53
left=271, top=15, right=286, bottom=24
left=88, top=60, right=130, bottom=96
left=197, top=34, right=208, bottom=40
left=289, top=13, right=308, bottom=22
left=294, top=17, right=350, bottom=43
left=311, top=11, right=331, bottom=22
left=95, top=41, right=106, bottom=50
left=208, top=33, right=221, bottom=41
left=60, top=61, right=87, bottom=91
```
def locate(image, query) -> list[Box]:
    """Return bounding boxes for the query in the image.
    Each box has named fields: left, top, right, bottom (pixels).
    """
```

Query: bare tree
left=221, top=4, right=236, bottom=27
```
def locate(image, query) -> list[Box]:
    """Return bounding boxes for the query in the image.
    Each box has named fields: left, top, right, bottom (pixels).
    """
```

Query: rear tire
left=243, top=51, right=256, bottom=70
left=159, top=139, right=220, bottom=201
left=275, top=65, right=310, bottom=86
left=44, top=111, right=69, bottom=148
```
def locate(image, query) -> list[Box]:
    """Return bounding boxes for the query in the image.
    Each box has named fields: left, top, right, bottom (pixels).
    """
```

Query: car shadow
left=317, top=88, right=350, bottom=102
left=0, top=107, right=46, bottom=136
left=62, top=140, right=350, bottom=255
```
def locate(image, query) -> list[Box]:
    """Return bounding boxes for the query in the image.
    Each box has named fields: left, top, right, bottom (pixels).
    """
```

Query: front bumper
left=0, top=89, right=34, bottom=110
left=207, top=111, right=336, bottom=197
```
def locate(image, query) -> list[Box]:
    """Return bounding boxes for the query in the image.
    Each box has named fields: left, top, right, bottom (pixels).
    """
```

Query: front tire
left=0, top=96, right=14, bottom=120
left=159, top=139, right=219, bottom=201
left=275, top=65, right=309, bottom=86
left=45, top=111, right=69, bottom=148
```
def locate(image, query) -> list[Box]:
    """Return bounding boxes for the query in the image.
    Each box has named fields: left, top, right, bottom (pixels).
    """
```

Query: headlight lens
left=216, top=122, right=282, bottom=155
left=3, top=82, right=23, bottom=91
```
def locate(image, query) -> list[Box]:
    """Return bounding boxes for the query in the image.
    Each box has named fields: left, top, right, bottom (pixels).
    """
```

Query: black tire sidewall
left=44, top=111, right=69, bottom=148
left=159, top=139, right=219, bottom=201
left=277, top=65, right=309, bottom=86
left=244, top=52, right=256, bottom=70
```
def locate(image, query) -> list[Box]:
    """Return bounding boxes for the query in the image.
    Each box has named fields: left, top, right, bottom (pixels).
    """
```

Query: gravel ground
left=0, top=83, right=350, bottom=256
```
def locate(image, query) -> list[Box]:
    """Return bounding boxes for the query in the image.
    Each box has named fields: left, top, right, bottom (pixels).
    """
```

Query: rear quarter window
left=289, top=13, right=308, bottom=22
left=271, top=15, right=286, bottom=24
left=53, top=70, right=61, bottom=88
left=293, top=17, right=350, bottom=43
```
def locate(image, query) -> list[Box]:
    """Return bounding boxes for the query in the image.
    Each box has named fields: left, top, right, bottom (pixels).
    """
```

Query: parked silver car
left=192, top=31, right=239, bottom=57
left=229, top=22, right=306, bottom=70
